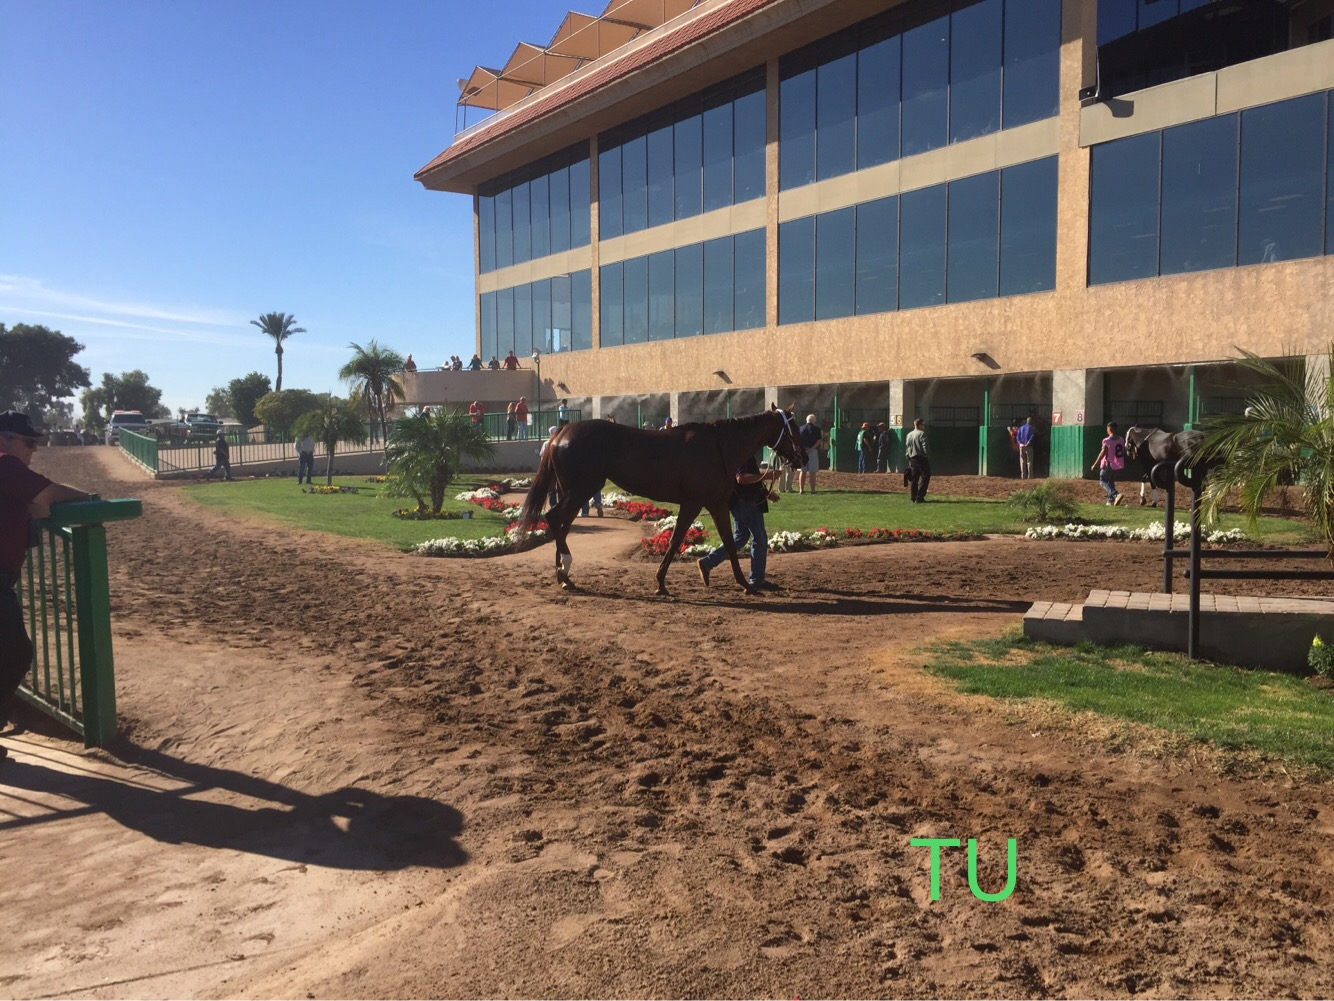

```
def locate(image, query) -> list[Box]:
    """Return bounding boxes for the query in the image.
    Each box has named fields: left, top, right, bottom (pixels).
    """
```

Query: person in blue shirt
left=1015, top=416, right=1037, bottom=479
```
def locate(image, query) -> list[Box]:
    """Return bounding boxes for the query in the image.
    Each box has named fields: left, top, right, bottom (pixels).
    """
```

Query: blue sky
left=1, top=0, right=571, bottom=415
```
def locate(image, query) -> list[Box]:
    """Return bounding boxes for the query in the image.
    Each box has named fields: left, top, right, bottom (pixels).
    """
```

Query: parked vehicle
left=180, top=412, right=223, bottom=442
left=105, top=410, right=150, bottom=445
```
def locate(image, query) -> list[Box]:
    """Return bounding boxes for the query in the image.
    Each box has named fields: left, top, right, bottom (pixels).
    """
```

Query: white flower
left=455, top=487, right=501, bottom=502
left=654, top=515, right=703, bottom=533
left=602, top=491, right=629, bottom=506
left=1027, top=520, right=1250, bottom=544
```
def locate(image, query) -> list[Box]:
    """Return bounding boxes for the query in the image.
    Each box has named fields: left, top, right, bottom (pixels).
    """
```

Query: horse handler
left=1, top=412, right=91, bottom=762
left=697, top=455, right=780, bottom=593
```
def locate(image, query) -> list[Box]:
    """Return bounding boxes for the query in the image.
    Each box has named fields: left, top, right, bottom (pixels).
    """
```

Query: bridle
left=770, top=411, right=806, bottom=468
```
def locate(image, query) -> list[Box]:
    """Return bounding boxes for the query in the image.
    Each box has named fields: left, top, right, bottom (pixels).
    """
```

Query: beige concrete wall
left=400, top=369, right=539, bottom=408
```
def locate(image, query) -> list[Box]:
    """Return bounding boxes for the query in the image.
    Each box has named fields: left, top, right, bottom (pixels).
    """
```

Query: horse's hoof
left=656, top=586, right=669, bottom=597
left=560, top=580, right=576, bottom=591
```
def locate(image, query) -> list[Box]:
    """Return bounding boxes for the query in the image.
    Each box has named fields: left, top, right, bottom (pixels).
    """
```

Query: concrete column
left=1050, top=368, right=1101, bottom=478
left=889, top=380, right=917, bottom=428
left=763, top=385, right=780, bottom=410
left=668, top=391, right=683, bottom=423
left=591, top=397, right=604, bottom=420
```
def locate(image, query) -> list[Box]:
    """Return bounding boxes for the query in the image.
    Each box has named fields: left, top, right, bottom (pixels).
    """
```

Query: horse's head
left=1123, top=426, right=1147, bottom=459
left=768, top=404, right=808, bottom=471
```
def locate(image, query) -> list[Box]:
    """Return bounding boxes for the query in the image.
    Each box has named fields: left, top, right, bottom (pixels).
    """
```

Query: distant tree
left=253, top=388, right=324, bottom=437
left=250, top=312, right=305, bottom=393
left=0, top=322, right=91, bottom=418
left=226, top=372, right=273, bottom=427
left=292, top=398, right=367, bottom=485
left=79, top=370, right=168, bottom=427
left=204, top=386, right=233, bottom=418
left=385, top=408, right=495, bottom=513
left=339, top=340, right=405, bottom=445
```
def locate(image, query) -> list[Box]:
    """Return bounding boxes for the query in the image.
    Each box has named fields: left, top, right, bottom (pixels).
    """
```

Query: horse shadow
left=0, top=736, right=468, bottom=872
left=569, top=582, right=1029, bottom=617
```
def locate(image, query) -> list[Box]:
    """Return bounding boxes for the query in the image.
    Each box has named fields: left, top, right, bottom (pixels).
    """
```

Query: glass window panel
left=675, top=243, right=704, bottom=338
left=622, top=135, right=648, bottom=234
left=899, top=184, right=947, bottom=309
left=1328, top=97, right=1334, bottom=256
left=817, top=53, right=857, bottom=181
left=780, top=69, right=817, bottom=191
left=571, top=270, right=592, bottom=351
left=856, top=196, right=898, bottom=315
left=1160, top=115, right=1237, bottom=275
left=512, top=181, right=531, bottom=265
left=950, top=0, right=1002, bottom=144
left=549, top=166, right=571, bottom=254
left=479, top=195, right=495, bottom=273
left=494, top=188, right=513, bottom=268
left=902, top=15, right=949, bottom=157
left=532, top=279, right=552, bottom=358
left=1088, top=131, right=1161, bottom=284
left=513, top=281, right=533, bottom=357
left=703, top=236, right=734, bottom=334
left=623, top=256, right=648, bottom=345
left=999, top=155, right=1057, bottom=296
left=648, top=250, right=674, bottom=341
left=857, top=36, right=900, bottom=169
left=600, top=262, right=624, bottom=347
left=702, top=102, right=733, bottom=212
left=734, top=228, right=766, bottom=330
left=647, top=125, right=674, bottom=228
left=674, top=115, right=703, bottom=219
left=733, top=88, right=766, bottom=202
left=598, top=145, right=622, bottom=240
left=1239, top=94, right=1325, bottom=265
left=1097, top=0, right=1137, bottom=44
left=947, top=170, right=1000, bottom=303
left=779, top=216, right=815, bottom=324
left=570, top=158, right=591, bottom=248
left=815, top=206, right=856, bottom=320
left=480, top=291, right=497, bottom=362
left=530, top=173, right=550, bottom=258
left=1138, top=0, right=1178, bottom=32
left=550, top=275, right=572, bottom=353
left=1003, top=0, right=1060, bottom=128
left=496, top=286, right=515, bottom=356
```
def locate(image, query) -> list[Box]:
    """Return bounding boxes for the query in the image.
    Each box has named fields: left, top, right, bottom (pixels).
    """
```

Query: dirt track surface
left=4, top=448, right=1333, bottom=999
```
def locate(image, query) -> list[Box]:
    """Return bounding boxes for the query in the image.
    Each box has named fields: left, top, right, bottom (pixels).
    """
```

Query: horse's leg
left=705, top=502, right=754, bottom=595
left=545, top=495, right=582, bottom=589
left=654, top=503, right=701, bottom=596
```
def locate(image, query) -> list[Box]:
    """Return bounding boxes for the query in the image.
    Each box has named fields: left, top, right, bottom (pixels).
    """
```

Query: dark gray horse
left=1123, top=426, right=1207, bottom=490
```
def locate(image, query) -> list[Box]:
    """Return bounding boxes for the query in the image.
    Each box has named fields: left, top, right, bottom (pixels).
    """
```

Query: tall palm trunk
left=275, top=345, right=284, bottom=393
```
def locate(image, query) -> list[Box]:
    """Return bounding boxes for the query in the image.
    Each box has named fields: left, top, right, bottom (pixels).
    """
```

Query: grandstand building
left=413, top=0, right=1334, bottom=475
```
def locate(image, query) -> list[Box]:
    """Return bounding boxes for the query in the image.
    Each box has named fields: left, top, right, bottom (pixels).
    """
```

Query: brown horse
left=517, top=408, right=808, bottom=596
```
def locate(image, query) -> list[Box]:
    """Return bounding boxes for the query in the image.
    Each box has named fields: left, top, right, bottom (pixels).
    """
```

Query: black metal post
left=1155, top=461, right=1175, bottom=593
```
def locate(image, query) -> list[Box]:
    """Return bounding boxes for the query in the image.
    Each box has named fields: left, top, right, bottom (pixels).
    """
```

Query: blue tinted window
left=532, top=279, right=551, bottom=357
left=950, top=0, right=1002, bottom=144
left=479, top=196, right=495, bottom=273
left=674, top=115, right=703, bottom=220
left=1089, top=131, right=1160, bottom=284
left=570, top=158, right=591, bottom=248
left=702, top=102, right=733, bottom=212
left=856, top=196, right=898, bottom=314
left=496, top=286, right=514, bottom=355
left=999, top=156, right=1057, bottom=295
left=494, top=188, right=513, bottom=268
left=480, top=291, right=497, bottom=361
left=530, top=174, right=550, bottom=258
left=816, top=207, right=855, bottom=320
left=571, top=271, right=592, bottom=351
left=598, top=146, right=622, bottom=240
left=1160, top=115, right=1237, bottom=275
left=600, top=262, right=624, bottom=347
left=623, top=256, right=648, bottom=344
left=779, top=216, right=816, bottom=324
left=780, top=69, right=817, bottom=191
left=899, top=184, right=946, bottom=308
left=512, top=181, right=531, bottom=265
left=675, top=243, right=704, bottom=337
left=1138, top=0, right=1177, bottom=32
left=733, top=89, right=766, bottom=201
left=734, top=229, right=766, bottom=330
left=947, top=170, right=999, bottom=302
left=1328, top=97, right=1334, bottom=256
left=622, top=135, right=648, bottom=234
left=647, top=126, right=674, bottom=228
left=703, top=236, right=733, bottom=334
left=817, top=53, right=857, bottom=180
left=550, top=166, right=571, bottom=254
left=902, top=15, right=949, bottom=157
left=1097, top=0, right=1136, bottom=44
left=513, top=282, right=533, bottom=357
left=858, top=36, right=899, bottom=169
left=550, top=275, right=571, bottom=353
left=648, top=250, right=674, bottom=340
left=1239, top=94, right=1326, bottom=265
left=1003, top=0, right=1060, bottom=128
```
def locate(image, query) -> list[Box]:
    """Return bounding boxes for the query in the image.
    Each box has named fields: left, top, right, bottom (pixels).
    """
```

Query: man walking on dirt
left=205, top=430, right=234, bottom=481
left=1, top=411, right=91, bottom=761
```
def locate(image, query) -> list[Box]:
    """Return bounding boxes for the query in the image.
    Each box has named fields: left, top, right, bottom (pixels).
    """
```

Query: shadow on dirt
left=1, top=737, right=468, bottom=872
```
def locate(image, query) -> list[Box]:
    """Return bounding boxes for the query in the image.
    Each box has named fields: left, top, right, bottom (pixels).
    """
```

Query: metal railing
left=18, top=498, right=142, bottom=747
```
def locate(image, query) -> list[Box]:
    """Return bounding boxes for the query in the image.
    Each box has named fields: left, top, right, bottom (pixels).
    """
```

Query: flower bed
left=640, top=526, right=711, bottom=558
left=303, top=484, right=360, bottom=495
left=414, top=520, right=547, bottom=557
left=393, top=508, right=474, bottom=521
left=1024, top=521, right=1250, bottom=544
left=768, top=527, right=979, bottom=552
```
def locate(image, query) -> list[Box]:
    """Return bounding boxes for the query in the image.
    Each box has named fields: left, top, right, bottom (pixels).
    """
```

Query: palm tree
left=385, top=408, right=495, bottom=513
left=250, top=312, right=306, bottom=392
left=292, top=398, right=368, bottom=485
left=1199, top=347, right=1333, bottom=553
left=339, top=340, right=406, bottom=445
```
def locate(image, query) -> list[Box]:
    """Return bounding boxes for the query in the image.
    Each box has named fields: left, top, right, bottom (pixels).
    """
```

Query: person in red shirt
left=501, top=351, right=520, bottom=371
left=469, top=401, right=484, bottom=425
left=514, top=397, right=530, bottom=440
left=1, top=412, right=90, bottom=761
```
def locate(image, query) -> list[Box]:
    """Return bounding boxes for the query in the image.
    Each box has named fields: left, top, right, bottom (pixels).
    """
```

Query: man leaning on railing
left=0, top=411, right=92, bottom=762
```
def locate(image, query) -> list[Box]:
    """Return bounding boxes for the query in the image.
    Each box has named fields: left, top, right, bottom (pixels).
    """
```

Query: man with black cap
left=204, top=429, right=234, bottom=481
left=1, top=411, right=91, bottom=760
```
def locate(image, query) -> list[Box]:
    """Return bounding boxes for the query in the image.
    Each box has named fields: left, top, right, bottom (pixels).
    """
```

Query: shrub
left=1007, top=481, right=1082, bottom=523
left=1310, top=635, right=1334, bottom=678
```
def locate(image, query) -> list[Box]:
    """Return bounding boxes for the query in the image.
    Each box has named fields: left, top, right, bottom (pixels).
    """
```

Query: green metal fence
left=18, top=498, right=142, bottom=747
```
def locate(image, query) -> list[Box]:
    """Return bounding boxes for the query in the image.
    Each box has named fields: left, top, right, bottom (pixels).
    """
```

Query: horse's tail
left=517, top=444, right=559, bottom=542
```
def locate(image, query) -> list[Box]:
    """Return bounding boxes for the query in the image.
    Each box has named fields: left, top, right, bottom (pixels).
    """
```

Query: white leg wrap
left=560, top=553, right=573, bottom=574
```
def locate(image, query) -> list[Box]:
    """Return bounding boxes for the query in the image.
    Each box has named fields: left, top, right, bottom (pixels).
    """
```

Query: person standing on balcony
left=0, top=411, right=91, bottom=761
left=502, top=350, right=520, bottom=371
left=487, top=355, right=501, bottom=370
left=515, top=397, right=530, bottom=440
left=469, top=401, right=484, bottom=426
left=467, top=353, right=483, bottom=371
left=403, top=354, right=417, bottom=373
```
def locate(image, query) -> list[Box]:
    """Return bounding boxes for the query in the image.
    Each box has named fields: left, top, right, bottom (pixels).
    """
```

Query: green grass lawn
left=925, top=631, right=1334, bottom=773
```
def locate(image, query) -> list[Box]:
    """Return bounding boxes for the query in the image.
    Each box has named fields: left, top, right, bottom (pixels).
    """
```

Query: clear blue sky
left=1, top=0, right=571, bottom=415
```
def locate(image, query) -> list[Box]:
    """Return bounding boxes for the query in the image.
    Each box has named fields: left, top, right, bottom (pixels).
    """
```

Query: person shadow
left=0, top=735, right=468, bottom=872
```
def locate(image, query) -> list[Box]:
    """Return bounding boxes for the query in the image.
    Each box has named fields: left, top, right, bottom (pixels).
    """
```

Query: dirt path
left=2, top=449, right=1332, bottom=999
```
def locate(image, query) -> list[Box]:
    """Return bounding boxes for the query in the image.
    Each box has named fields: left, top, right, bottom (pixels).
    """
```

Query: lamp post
left=532, top=349, right=542, bottom=436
